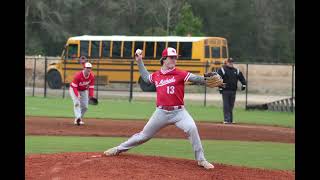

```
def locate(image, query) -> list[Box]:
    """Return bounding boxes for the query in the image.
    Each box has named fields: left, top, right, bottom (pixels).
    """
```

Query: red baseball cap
left=162, top=47, right=179, bottom=58
left=84, top=62, right=92, bottom=68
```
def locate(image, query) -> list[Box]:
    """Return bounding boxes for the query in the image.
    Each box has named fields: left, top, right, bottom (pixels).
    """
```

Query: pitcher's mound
left=25, top=152, right=294, bottom=180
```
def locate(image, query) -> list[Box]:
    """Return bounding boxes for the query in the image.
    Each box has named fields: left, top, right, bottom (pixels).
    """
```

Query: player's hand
left=220, top=83, right=226, bottom=88
left=241, top=85, right=246, bottom=91
left=135, top=49, right=143, bottom=61
left=89, top=97, right=98, bottom=105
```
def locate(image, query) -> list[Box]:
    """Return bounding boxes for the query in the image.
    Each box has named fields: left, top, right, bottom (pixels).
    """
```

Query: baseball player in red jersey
left=69, top=62, right=95, bottom=125
left=104, top=47, right=217, bottom=169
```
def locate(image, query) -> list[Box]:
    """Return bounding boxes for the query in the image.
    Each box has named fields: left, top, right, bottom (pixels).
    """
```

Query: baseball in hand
left=135, top=49, right=142, bottom=56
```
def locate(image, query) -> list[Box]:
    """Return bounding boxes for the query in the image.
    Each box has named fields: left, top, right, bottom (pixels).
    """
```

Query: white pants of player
left=117, top=107, right=207, bottom=161
left=69, top=87, right=89, bottom=119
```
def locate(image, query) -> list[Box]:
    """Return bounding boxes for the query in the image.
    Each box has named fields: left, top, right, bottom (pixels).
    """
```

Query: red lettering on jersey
left=155, top=77, right=176, bottom=87
left=70, top=71, right=95, bottom=90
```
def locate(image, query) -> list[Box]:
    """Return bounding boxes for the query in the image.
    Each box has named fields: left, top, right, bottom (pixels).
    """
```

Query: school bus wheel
left=138, top=76, right=156, bottom=92
left=47, top=70, right=62, bottom=89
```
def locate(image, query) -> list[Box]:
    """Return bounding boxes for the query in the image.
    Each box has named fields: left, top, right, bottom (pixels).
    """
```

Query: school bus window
left=102, top=41, right=111, bottom=58
left=168, top=42, right=177, bottom=49
left=80, top=41, right=89, bottom=57
left=179, top=42, right=192, bottom=59
left=112, top=41, right=121, bottom=58
left=67, top=44, right=78, bottom=59
left=48, top=36, right=229, bottom=92
left=123, top=41, right=132, bottom=58
left=134, top=41, right=144, bottom=52
left=156, top=42, right=166, bottom=58
left=145, top=42, right=155, bottom=59
left=91, top=41, right=100, bottom=58
left=222, top=46, right=227, bottom=58
left=205, top=46, right=210, bottom=58
left=211, top=47, right=220, bottom=58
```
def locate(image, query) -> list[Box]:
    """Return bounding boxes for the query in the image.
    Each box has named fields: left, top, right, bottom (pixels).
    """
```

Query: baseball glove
left=89, top=97, right=98, bottom=105
left=204, top=72, right=224, bottom=88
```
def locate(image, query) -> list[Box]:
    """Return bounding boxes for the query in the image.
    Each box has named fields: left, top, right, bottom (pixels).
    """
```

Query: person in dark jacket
left=216, top=58, right=246, bottom=124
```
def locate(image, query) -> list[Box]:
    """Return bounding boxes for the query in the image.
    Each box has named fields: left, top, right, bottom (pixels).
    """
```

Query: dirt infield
left=26, top=153, right=294, bottom=180
left=26, top=116, right=295, bottom=143
left=25, top=116, right=295, bottom=179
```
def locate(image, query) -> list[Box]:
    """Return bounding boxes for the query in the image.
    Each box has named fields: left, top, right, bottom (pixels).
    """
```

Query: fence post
left=129, top=60, right=134, bottom=102
left=245, top=63, right=249, bottom=110
left=291, top=64, right=294, bottom=112
left=96, top=58, right=100, bottom=99
left=32, top=58, right=37, bottom=97
left=44, top=56, right=48, bottom=98
left=62, top=56, right=66, bottom=98
left=204, top=61, right=209, bottom=107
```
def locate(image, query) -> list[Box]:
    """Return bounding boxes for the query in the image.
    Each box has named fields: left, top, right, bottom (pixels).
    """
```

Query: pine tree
left=174, top=2, right=204, bottom=36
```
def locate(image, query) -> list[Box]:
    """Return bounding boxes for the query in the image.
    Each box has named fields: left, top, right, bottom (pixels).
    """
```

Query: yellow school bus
left=47, top=35, right=229, bottom=91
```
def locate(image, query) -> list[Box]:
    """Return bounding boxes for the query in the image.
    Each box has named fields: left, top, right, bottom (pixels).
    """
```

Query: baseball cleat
left=103, top=147, right=119, bottom=156
left=79, top=120, right=85, bottom=125
left=198, top=160, right=214, bottom=169
left=74, top=118, right=81, bottom=126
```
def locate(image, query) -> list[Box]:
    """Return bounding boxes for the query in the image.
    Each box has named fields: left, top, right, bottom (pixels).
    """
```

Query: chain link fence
left=25, top=56, right=295, bottom=112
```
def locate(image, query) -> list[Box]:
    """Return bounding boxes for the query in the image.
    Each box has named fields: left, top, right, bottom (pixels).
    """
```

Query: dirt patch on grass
left=25, top=116, right=294, bottom=143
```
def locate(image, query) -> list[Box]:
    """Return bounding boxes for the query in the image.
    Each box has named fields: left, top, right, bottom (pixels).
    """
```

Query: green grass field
left=25, top=136, right=295, bottom=171
left=25, top=96, right=295, bottom=127
left=25, top=96, right=295, bottom=171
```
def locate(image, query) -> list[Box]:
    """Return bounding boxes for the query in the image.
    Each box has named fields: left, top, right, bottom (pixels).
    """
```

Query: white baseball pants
left=117, top=107, right=207, bottom=161
left=69, top=87, right=89, bottom=119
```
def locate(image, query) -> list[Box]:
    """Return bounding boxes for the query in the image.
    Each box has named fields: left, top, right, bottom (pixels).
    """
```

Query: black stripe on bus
left=64, top=68, right=157, bottom=72
left=64, top=63, right=205, bottom=67
left=109, top=81, right=137, bottom=83
left=69, top=57, right=201, bottom=61
left=63, top=62, right=203, bottom=66
left=62, top=59, right=201, bottom=65
left=63, top=68, right=200, bottom=74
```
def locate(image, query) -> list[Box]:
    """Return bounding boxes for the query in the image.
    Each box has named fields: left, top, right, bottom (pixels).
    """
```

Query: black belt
left=157, top=105, right=184, bottom=111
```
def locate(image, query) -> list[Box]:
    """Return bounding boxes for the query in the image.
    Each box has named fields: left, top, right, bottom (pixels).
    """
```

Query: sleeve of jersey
left=70, top=77, right=79, bottom=97
left=148, top=73, right=155, bottom=84
left=89, top=75, right=95, bottom=97
left=183, top=71, right=191, bottom=82
left=217, top=68, right=223, bottom=77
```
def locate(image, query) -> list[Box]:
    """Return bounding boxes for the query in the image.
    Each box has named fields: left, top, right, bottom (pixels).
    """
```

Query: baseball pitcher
left=104, top=48, right=223, bottom=169
left=69, top=62, right=95, bottom=125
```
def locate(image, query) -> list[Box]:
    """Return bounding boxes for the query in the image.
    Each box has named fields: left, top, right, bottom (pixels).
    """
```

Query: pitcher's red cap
left=162, top=47, right=179, bottom=58
left=84, top=62, right=92, bottom=68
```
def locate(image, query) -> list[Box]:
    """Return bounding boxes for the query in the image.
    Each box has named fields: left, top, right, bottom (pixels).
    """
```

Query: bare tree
left=158, top=0, right=185, bottom=35
left=25, top=0, right=31, bottom=46
left=118, top=0, right=143, bottom=34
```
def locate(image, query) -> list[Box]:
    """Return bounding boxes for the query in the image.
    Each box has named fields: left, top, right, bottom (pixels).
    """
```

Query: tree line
left=25, top=0, right=295, bottom=63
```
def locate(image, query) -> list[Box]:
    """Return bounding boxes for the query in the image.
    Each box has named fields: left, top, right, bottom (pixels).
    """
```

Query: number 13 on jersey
left=167, top=86, right=175, bottom=94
